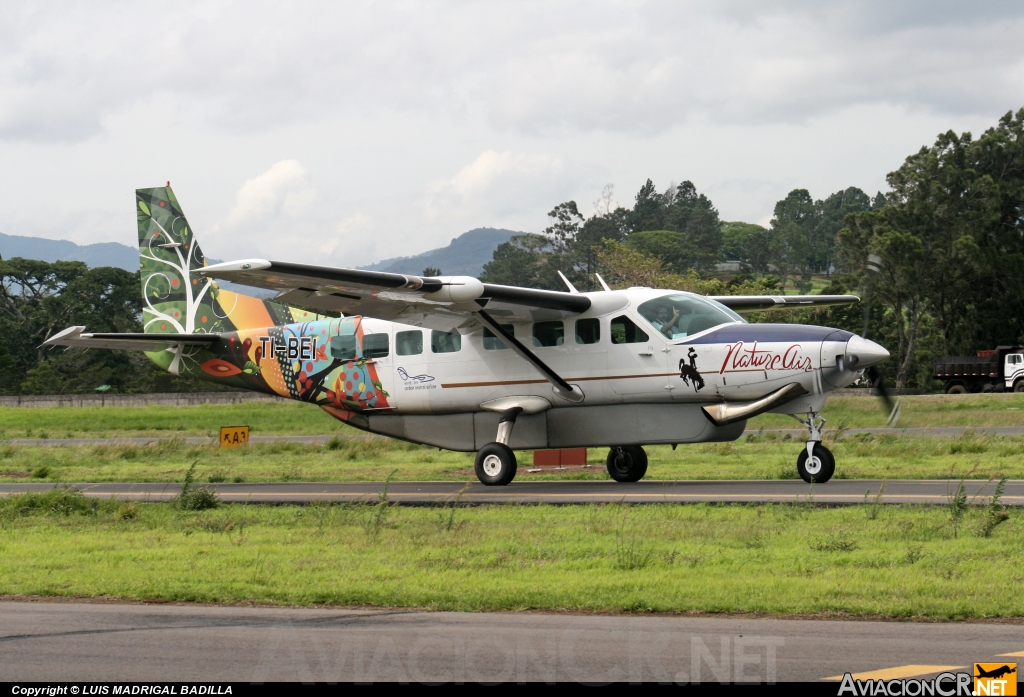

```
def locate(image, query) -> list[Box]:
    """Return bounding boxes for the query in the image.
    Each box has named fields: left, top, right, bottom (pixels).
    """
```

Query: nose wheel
left=797, top=442, right=835, bottom=483
left=793, top=412, right=834, bottom=483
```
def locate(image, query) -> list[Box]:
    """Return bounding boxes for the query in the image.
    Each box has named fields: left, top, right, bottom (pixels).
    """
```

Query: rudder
left=136, top=185, right=325, bottom=338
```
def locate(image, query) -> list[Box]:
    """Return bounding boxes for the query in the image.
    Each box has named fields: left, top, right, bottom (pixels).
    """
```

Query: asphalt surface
left=1, top=601, right=1021, bottom=682
left=1, top=479, right=1019, bottom=505
left=5, top=426, right=1024, bottom=446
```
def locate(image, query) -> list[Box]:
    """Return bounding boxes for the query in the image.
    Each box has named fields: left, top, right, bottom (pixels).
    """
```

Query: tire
left=946, top=383, right=967, bottom=395
left=474, top=442, right=517, bottom=486
left=606, top=445, right=648, bottom=482
left=797, top=443, right=835, bottom=484
left=1014, top=380, right=1024, bottom=394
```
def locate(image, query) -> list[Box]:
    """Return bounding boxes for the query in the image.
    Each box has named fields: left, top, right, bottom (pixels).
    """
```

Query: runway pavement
left=5, top=426, right=1024, bottom=446
left=1, top=600, right=1022, bottom=682
left=1, top=478, right=1019, bottom=505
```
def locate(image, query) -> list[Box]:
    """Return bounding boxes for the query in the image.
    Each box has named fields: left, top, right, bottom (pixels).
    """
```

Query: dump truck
left=933, top=346, right=1024, bottom=393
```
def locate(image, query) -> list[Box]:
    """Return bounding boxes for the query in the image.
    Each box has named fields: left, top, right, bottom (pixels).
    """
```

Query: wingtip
left=43, top=325, right=86, bottom=346
left=197, top=259, right=272, bottom=274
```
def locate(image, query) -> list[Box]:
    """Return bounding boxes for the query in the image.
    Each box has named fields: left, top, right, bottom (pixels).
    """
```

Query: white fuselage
left=260, top=288, right=871, bottom=451
left=360, top=289, right=860, bottom=413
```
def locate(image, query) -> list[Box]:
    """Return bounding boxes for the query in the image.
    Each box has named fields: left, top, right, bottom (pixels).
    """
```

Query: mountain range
left=358, top=227, right=520, bottom=276
left=0, top=232, right=139, bottom=270
left=0, top=225, right=524, bottom=300
left=0, top=226, right=521, bottom=288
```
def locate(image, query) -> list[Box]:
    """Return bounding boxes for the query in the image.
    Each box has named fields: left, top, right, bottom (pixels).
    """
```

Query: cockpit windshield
left=637, top=294, right=744, bottom=340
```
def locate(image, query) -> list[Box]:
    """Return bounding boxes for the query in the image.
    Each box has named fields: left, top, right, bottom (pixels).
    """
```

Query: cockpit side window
left=637, top=294, right=743, bottom=340
left=610, top=315, right=649, bottom=344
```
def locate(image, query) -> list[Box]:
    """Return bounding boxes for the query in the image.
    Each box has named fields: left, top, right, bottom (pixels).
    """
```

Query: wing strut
left=474, top=310, right=584, bottom=403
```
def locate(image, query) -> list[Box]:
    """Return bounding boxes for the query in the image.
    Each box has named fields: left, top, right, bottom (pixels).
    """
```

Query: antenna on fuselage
left=594, top=273, right=611, bottom=292
left=557, top=271, right=579, bottom=294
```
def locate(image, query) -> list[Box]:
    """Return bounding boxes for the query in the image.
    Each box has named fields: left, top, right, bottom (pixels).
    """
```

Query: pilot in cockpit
left=650, top=304, right=682, bottom=338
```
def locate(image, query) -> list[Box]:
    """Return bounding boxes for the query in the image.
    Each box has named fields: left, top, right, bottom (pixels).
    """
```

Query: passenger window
left=362, top=333, right=389, bottom=359
left=483, top=324, right=514, bottom=350
left=533, top=321, right=565, bottom=347
left=575, top=318, right=600, bottom=345
left=610, top=315, right=649, bottom=344
left=431, top=330, right=462, bottom=353
left=396, top=330, right=423, bottom=356
left=329, top=334, right=357, bottom=360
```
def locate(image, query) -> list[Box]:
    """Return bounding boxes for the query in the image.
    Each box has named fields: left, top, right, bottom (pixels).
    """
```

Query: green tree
left=769, top=189, right=817, bottom=292
left=814, top=187, right=872, bottom=276
left=19, top=359, right=68, bottom=395
left=479, top=234, right=558, bottom=289
left=627, top=230, right=686, bottom=269
left=630, top=179, right=663, bottom=232
left=543, top=201, right=584, bottom=255
left=721, top=221, right=766, bottom=261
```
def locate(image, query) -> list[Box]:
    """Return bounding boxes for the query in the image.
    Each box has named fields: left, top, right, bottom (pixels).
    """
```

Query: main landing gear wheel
left=607, top=445, right=648, bottom=482
left=797, top=443, right=835, bottom=483
left=475, top=442, right=517, bottom=486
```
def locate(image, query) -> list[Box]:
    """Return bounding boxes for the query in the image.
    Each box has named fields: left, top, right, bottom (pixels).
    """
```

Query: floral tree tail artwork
left=133, top=185, right=391, bottom=425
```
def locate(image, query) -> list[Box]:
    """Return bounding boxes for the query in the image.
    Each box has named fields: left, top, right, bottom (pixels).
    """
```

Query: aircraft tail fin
left=136, top=185, right=325, bottom=341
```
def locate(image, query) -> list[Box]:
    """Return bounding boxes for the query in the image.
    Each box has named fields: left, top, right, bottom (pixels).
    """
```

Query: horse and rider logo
left=679, top=347, right=705, bottom=392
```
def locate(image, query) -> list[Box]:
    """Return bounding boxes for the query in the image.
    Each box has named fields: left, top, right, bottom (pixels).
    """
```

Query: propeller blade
left=867, top=366, right=901, bottom=427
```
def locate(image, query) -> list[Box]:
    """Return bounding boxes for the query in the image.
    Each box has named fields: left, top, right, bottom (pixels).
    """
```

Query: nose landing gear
left=793, top=412, right=835, bottom=483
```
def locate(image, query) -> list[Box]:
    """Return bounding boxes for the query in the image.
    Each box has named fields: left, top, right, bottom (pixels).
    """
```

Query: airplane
left=45, top=185, right=891, bottom=486
left=976, top=665, right=1017, bottom=680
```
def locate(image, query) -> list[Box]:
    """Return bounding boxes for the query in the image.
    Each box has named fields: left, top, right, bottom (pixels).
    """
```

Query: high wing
left=196, top=259, right=591, bottom=331
left=43, top=326, right=221, bottom=352
left=710, top=295, right=859, bottom=313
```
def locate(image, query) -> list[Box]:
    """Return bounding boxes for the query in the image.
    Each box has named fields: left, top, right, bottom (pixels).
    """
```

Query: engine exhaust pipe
left=702, top=382, right=809, bottom=426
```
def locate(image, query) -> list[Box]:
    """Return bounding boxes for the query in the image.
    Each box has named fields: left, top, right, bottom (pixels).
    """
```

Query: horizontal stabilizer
left=44, top=326, right=221, bottom=352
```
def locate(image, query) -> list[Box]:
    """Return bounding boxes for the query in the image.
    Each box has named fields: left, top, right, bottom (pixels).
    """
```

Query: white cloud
left=0, top=2, right=1019, bottom=268
left=211, top=159, right=324, bottom=259
left=222, top=160, right=312, bottom=227
left=425, top=150, right=568, bottom=227
left=1, top=2, right=1021, bottom=144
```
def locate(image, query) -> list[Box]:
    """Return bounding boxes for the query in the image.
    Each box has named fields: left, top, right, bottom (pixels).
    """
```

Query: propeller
left=861, top=254, right=901, bottom=427
left=868, top=365, right=901, bottom=427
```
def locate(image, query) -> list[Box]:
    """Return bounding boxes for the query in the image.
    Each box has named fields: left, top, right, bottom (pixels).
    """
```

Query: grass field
left=2, top=393, right=1023, bottom=483
left=0, top=488, right=1018, bottom=618
left=2, top=393, right=1024, bottom=440
left=1, top=430, right=1021, bottom=482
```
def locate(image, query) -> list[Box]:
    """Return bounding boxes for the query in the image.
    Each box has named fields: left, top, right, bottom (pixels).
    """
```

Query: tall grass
left=1, top=502, right=1021, bottom=617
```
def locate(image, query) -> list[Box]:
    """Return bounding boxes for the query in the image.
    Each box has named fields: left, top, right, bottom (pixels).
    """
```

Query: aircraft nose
left=846, top=335, right=889, bottom=369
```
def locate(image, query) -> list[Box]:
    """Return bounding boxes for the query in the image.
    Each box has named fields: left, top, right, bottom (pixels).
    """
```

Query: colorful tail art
left=135, top=185, right=391, bottom=424
left=136, top=185, right=325, bottom=374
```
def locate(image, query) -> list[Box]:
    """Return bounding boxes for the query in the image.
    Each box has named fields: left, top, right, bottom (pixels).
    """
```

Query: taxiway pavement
left=0, top=479, right=1019, bottom=505
left=1, top=600, right=1021, bottom=682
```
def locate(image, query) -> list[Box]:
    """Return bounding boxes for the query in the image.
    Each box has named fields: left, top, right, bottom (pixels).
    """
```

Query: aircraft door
left=606, top=313, right=674, bottom=397
left=325, top=318, right=394, bottom=411
left=360, top=321, right=393, bottom=409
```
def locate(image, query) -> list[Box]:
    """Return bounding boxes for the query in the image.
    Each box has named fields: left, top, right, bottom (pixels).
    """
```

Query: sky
left=1, top=1, right=1022, bottom=268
